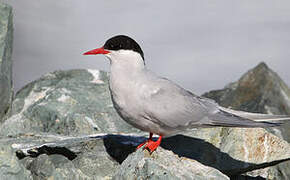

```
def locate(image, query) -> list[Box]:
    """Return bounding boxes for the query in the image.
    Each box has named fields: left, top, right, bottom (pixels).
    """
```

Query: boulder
left=177, top=128, right=290, bottom=179
left=12, top=129, right=290, bottom=179
left=21, top=154, right=91, bottom=180
left=12, top=134, right=233, bottom=179
left=202, top=62, right=290, bottom=179
left=11, top=133, right=139, bottom=179
left=203, top=62, right=290, bottom=115
left=0, top=69, right=139, bottom=137
left=203, top=62, right=290, bottom=143
left=114, top=147, right=229, bottom=180
left=0, top=3, right=13, bottom=123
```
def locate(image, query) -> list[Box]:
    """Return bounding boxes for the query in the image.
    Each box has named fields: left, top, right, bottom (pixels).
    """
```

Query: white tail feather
left=219, top=107, right=290, bottom=122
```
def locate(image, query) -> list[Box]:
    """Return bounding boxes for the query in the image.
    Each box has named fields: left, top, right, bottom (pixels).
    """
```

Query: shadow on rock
left=103, top=134, right=145, bottom=163
left=14, top=133, right=289, bottom=178
left=102, top=134, right=289, bottom=177
left=16, top=145, right=77, bottom=160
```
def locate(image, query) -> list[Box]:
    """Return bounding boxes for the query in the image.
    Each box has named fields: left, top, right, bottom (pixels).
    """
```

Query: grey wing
left=141, top=78, right=280, bottom=129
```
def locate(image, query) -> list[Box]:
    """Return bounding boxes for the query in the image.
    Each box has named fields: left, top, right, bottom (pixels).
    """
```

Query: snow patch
left=57, top=94, right=70, bottom=102
left=87, top=69, right=104, bottom=84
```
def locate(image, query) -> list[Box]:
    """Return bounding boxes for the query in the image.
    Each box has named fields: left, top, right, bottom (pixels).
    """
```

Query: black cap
left=104, top=35, right=144, bottom=60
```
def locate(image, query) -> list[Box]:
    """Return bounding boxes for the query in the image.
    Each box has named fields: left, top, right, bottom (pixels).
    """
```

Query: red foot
left=144, top=136, right=162, bottom=153
left=137, top=133, right=153, bottom=149
left=136, top=133, right=163, bottom=153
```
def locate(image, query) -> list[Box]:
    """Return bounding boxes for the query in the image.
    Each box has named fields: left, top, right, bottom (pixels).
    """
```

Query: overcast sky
left=2, top=0, right=290, bottom=95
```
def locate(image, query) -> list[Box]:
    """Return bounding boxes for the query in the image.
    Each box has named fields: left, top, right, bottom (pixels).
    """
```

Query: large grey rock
left=178, top=128, right=290, bottom=179
left=203, top=62, right=290, bottom=143
left=12, top=130, right=290, bottom=179
left=15, top=135, right=229, bottom=179
left=203, top=62, right=290, bottom=115
left=21, top=154, right=91, bottom=180
left=201, top=62, right=290, bottom=179
left=114, top=147, right=229, bottom=180
left=0, top=69, right=139, bottom=136
left=11, top=133, right=140, bottom=179
left=0, top=3, right=13, bottom=123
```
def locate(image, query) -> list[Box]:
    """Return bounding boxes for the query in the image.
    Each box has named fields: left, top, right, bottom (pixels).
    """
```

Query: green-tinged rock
left=21, top=154, right=90, bottom=180
left=0, top=69, right=139, bottom=136
left=113, top=147, right=229, bottom=180
left=6, top=130, right=290, bottom=179
left=0, top=142, right=31, bottom=180
left=11, top=133, right=137, bottom=179
left=203, top=62, right=290, bottom=115
left=0, top=3, right=13, bottom=123
left=71, top=135, right=120, bottom=179
left=202, top=62, right=290, bottom=142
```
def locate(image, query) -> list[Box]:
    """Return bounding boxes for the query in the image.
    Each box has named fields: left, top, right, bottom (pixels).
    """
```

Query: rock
left=0, top=3, right=13, bottom=123
left=203, top=62, right=290, bottom=115
left=174, top=128, right=290, bottom=179
left=0, top=140, right=31, bottom=180
left=21, top=154, right=91, bottom=180
left=0, top=69, right=139, bottom=137
left=6, top=127, right=290, bottom=179
left=201, top=62, right=290, bottom=179
left=0, top=64, right=289, bottom=179
left=114, top=147, right=229, bottom=180
left=203, top=62, right=290, bottom=143
left=11, top=133, right=142, bottom=179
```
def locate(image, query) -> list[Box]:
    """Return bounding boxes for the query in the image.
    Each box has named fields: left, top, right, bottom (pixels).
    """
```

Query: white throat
left=105, top=50, right=145, bottom=72
left=106, top=50, right=147, bottom=107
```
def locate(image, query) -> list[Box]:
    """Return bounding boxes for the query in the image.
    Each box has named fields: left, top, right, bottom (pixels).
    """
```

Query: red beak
left=83, top=47, right=110, bottom=55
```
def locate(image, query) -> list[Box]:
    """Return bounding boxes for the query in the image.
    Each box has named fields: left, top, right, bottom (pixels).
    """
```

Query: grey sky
left=2, top=0, right=290, bottom=95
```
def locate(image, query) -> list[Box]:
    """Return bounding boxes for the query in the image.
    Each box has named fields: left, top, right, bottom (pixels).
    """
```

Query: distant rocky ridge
left=0, top=3, right=290, bottom=179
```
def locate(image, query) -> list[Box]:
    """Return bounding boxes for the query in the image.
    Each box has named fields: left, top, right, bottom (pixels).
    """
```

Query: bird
left=83, top=35, right=289, bottom=153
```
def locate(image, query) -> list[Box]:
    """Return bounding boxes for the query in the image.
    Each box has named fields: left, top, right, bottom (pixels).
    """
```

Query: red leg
left=136, top=133, right=153, bottom=149
left=144, top=135, right=162, bottom=153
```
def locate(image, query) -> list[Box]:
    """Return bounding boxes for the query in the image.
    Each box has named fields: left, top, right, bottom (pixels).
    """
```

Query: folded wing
left=141, top=77, right=286, bottom=129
